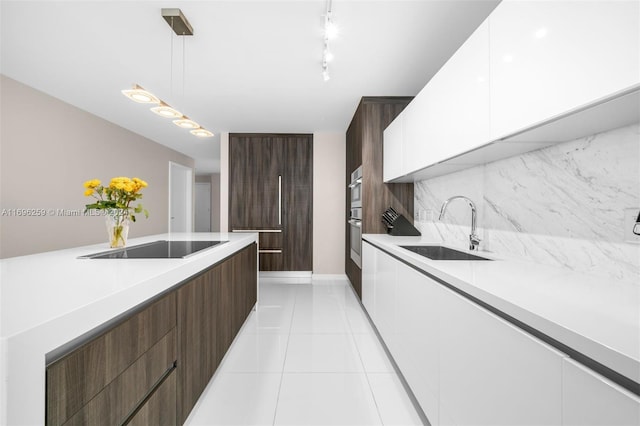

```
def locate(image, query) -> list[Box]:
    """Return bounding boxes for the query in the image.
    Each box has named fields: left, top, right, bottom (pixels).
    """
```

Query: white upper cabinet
left=562, top=359, right=640, bottom=426
left=382, top=115, right=404, bottom=182
left=383, top=0, right=640, bottom=182
left=401, top=19, right=490, bottom=178
left=489, top=0, right=640, bottom=139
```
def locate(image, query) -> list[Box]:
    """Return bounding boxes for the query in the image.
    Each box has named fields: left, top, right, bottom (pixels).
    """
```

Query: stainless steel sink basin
left=400, top=245, right=491, bottom=261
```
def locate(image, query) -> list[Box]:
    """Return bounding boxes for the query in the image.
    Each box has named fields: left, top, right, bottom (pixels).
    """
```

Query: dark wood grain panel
left=345, top=97, right=413, bottom=299
left=345, top=108, right=362, bottom=296
left=176, top=264, right=220, bottom=424
left=46, top=293, right=176, bottom=426
left=258, top=232, right=283, bottom=249
left=62, top=329, right=176, bottom=426
left=244, top=243, right=258, bottom=317
left=361, top=100, right=414, bottom=235
left=283, top=135, right=313, bottom=271
left=217, top=243, right=257, bottom=361
left=127, top=369, right=177, bottom=426
left=229, top=134, right=283, bottom=230
left=229, top=133, right=312, bottom=271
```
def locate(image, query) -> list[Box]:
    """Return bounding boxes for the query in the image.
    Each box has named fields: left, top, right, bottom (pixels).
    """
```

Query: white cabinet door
left=394, top=263, right=442, bottom=425
left=562, top=359, right=640, bottom=426
left=373, top=249, right=397, bottom=348
left=490, top=0, right=640, bottom=139
left=361, top=242, right=377, bottom=321
left=403, top=19, right=490, bottom=175
left=383, top=116, right=404, bottom=182
left=438, top=287, right=565, bottom=426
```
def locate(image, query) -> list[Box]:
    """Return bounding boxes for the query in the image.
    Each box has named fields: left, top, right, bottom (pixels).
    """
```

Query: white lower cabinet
left=361, top=242, right=639, bottom=426
left=562, top=359, right=640, bottom=426
left=394, top=263, right=441, bottom=425
left=437, top=288, right=564, bottom=426
left=373, top=248, right=398, bottom=351
left=361, top=242, right=377, bottom=322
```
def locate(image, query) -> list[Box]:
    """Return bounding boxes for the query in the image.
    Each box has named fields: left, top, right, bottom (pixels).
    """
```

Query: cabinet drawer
left=259, top=232, right=283, bottom=249
left=562, top=359, right=640, bottom=426
left=128, top=368, right=177, bottom=426
left=62, top=329, right=176, bottom=426
left=47, top=292, right=176, bottom=426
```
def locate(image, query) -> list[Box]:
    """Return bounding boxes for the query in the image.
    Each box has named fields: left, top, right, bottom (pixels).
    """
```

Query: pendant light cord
left=170, top=16, right=174, bottom=98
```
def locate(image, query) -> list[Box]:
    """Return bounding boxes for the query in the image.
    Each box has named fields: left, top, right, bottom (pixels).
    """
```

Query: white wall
left=313, top=132, right=346, bottom=275
left=0, top=75, right=195, bottom=258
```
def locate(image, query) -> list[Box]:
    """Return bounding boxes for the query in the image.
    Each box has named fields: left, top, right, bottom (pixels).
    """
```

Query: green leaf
left=144, top=209, right=149, bottom=218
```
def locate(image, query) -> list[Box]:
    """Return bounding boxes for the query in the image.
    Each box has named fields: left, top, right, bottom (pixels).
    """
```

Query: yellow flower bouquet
left=83, top=177, right=149, bottom=248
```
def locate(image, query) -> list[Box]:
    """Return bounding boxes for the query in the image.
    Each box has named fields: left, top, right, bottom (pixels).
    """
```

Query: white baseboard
left=312, top=274, right=349, bottom=282
left=259, top=271, right=312, bottom=279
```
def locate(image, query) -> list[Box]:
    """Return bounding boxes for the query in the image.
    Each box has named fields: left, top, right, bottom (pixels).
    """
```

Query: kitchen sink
left=400, top=245, right=491, bottom=261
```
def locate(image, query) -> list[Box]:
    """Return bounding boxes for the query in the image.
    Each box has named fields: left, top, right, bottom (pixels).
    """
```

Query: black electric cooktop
left=79, top=240, right=227, bottom=259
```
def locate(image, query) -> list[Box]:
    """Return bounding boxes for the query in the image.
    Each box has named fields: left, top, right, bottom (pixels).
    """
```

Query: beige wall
left=211, top=173, right=220, bottom=232
left=220, top=132, right=229, bottom=232
left=0, top=75, right=194, bottom=258
left=312, top=132, right=346, bottom=275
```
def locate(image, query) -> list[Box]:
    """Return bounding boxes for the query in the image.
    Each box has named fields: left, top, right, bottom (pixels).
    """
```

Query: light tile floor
left=185, top=277, right=423, bottom=426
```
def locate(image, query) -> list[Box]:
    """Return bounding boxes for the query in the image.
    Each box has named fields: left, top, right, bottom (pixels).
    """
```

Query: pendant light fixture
left=121, top=8, right=213, bottom=138
left=150, top=103, right=183, bottom=119
left=121, top=85, right=160, bottom=104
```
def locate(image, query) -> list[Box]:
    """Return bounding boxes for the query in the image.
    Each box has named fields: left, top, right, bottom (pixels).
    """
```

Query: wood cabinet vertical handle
left=278, top=175, right=282, bottom=226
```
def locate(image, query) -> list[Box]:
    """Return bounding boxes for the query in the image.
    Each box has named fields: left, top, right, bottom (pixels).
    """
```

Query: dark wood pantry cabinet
left=229, top=134, right=313, bottom=272
left=45, top=243, right=257, bottom=426
left=345, top=97, right=414, bottom=298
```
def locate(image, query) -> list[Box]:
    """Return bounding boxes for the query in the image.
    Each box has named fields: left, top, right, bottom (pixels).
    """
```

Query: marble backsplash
left=414, top=123, right=640, bottom=283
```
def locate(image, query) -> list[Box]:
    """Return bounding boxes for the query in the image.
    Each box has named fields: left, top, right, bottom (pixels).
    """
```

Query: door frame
left=168, top=161, right=194, bottom=234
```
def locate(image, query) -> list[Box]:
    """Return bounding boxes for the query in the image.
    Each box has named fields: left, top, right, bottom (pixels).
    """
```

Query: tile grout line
left=343, top=285, right=387, bottom=426
left=270, top=282, right=298, bottom=426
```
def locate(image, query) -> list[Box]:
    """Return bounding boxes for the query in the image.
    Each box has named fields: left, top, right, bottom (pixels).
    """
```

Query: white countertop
left=363, top=234, right=640, bottom=386
left=0, top=232, right=257, bottom=426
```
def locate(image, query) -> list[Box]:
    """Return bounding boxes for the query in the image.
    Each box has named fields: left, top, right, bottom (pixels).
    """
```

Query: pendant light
left=121, top=8, right=213, bottom=138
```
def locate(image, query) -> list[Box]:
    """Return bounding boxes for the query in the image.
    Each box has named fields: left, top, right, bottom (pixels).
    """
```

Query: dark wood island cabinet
left=46, top=243, right=257, bottom=426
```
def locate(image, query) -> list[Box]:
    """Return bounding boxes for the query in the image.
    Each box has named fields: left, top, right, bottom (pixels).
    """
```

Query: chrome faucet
left=439, top=196, right=481, bottom=251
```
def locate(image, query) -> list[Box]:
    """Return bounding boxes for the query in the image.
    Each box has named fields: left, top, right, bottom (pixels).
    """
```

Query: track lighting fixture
left=322, top=0, right=338, bottom=82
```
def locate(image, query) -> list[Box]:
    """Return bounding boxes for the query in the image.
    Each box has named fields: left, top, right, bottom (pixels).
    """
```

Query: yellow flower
left=84, top=189, right=94, bottom=196
left=133, top=177, right=148, bottom=187
left=124, top=183, right=135, bottom=192
left=83, top=179, right=101, bottom=189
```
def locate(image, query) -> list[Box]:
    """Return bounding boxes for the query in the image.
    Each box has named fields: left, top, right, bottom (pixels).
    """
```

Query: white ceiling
left=0, top=0, right=499, bottom=173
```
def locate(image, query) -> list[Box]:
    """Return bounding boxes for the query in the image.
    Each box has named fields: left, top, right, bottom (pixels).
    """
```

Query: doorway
left=169, top=162, right=193, bottom=233
left=195, top=182, right=211, bottom=232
